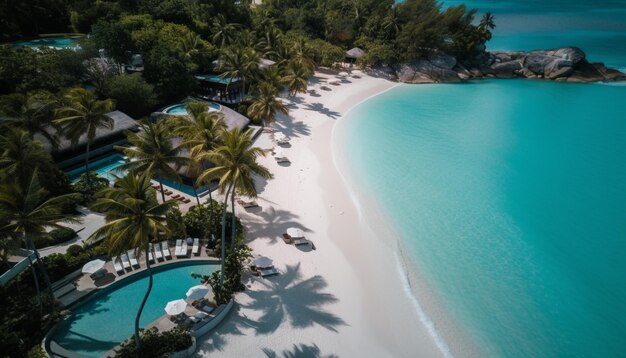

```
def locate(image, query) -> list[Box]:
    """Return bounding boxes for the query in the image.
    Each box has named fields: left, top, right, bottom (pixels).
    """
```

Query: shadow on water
left=262, top=343, right=339, bottom=358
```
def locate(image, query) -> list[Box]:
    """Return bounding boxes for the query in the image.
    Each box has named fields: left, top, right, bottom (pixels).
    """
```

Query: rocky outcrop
left=393, top=47, right=626, bottom=84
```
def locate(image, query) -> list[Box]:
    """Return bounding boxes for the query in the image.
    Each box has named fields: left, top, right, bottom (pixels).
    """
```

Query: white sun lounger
left=294, top=238, right=309, bottom=246
left=127, top=250, right=139, bottom=268
left=112, top=256, right=124, bottom=275
left=162, top=241, right=172, bottom=259
left=120, top=253, right=131, bottom=270
left=154, top=242, right=163, bottom=260
left=260, top=267, right=279, bottom=277
left=176, top=239, right=188, bottom=258
left=192, top=238, right=200, bottom=256
left=147, top=244, right=155, bottom=263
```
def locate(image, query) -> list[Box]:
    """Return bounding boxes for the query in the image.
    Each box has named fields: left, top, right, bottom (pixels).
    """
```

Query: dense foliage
left=72, top=171, right=109, bottom=205
left=183, top=201, right=242, bottom=246
left=114, top=327, right=193, bottom=358
left=35, top=227, right=77, bottom=249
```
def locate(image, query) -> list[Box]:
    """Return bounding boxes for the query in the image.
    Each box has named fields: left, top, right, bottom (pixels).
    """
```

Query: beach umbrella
left=186, top=285, right=210, bottom=300
left=287, top=227, right=305, bottom=238
left=164, top=299, right=187, bottom=315
left=338, top=71, right=349, bottom=77
left=328, top=79, right=340, bottom=85
left=82, top=259, right=106, bottom=274
left=253, top=256, right=274, bottom=268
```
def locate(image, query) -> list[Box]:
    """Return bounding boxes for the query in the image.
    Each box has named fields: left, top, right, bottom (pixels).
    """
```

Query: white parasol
left=164, top=299, right=187, bottom=315
left=82, top=259, right=106, bottom=274
left=287, top=227, right=305, bottom=238
left=186, top=285, right=210, bottom=300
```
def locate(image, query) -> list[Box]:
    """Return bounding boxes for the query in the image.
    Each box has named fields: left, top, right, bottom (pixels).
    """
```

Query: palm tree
left=167, top=102, right=227, bottom=234
left=0, top=91, right=59, bottom=148
left=211, top=15, right=240, bottom=48
left=262, top=66, right=284, bottom=94
left=197, top=128, right=272, bottom=285
left=218, top=47, right=260, bottom=100
left=479, top=12, right=496, bottom=31
left=0, top=171, right=80, bottom=297
left=382, top=6, right=401, bottom=40
left=282, top=61, right=310, bottom=97
left=54, top=87, right=115, bottom=172
left=117, top=119, right=188, bottom=203
left=88, top=172, right=179, bottom=350
left=291, top=38, right=315, bottom=75
left=247, top=82, right=289, bottom=127
left=0, top=127, right=54, bottom=185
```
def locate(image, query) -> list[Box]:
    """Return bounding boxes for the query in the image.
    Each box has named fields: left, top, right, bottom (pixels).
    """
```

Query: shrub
left=106, top=74, right=157, bottom=118
left=35, top=227, right=77, bottom=249
left=72, top=171, right=109, bottom=205
left=114, top=327, right=192, bottom=358
left=183, top=201, right=243, bottom=248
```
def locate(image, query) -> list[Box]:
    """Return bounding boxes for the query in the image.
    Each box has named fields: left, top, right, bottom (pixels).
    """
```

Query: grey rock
left=492, top=61, right=522, bottom=78
left=523, top=54, right=557, bottom=74
left=544, top=58, right=574, bottom=79
left=427, top=53, right=457, bottom=70
left=553, top=47, right=586, bottom=64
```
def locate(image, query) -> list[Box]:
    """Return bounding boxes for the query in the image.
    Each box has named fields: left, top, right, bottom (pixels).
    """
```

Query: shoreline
left=331, top=87, right=482, bottom=358
left=195, top=70, right=445, bottom=357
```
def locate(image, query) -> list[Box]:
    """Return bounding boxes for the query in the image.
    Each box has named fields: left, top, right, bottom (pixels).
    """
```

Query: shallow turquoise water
left=52, top=262, right=216, bottom=356
left=338, top=2, right=626, bottom=356
left=339, top=80, right=626, bottom=357
left=65, top=153, right=127, bottom=182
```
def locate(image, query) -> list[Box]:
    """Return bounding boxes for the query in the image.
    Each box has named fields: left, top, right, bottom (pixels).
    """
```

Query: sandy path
left=195, top=69, right=443, bottom=358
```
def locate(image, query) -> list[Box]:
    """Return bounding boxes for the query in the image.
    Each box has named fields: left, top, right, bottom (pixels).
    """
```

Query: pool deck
left=60, top=250, right=219, bottom=308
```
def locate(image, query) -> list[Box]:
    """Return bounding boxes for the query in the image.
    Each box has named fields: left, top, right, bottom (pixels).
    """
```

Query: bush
left=114, top=327, right=192, bottom=358
left=106, top=74, right=157, bottom=118
left=43, top=242, right=107, bottom=282
left=72, top=171, right=109, bottom=205
left=183, top=201, right=243, bottom=248
left=35, top=227, right=77, bottom=249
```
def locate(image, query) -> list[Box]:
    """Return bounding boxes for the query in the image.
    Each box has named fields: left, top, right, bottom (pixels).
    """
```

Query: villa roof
left=39, top=110, right=138, bottom=155
left=220, top=104, right=250, bottom=131
left=346, top=47, right=366, bottom=59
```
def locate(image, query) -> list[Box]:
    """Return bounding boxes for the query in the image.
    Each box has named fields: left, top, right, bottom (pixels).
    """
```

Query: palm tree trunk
left=85, top=140, right=91, bottom=173
left=26, top=232, right=53, bottom=296
left=158, top=181, right=166, bottom=203
left=220, top=183, right=234, bottom=287
left=26, top=255, right=42, bottom=315
left=134, top=245, right=153, bottom=350
left=230, top=187, right=236, bottom=250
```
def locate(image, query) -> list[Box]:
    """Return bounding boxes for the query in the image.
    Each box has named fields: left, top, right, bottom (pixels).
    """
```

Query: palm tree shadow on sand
left=302, top=103, right=340, bottom=120
left=239, top=206, right=311, bottom=245
left=262, top=343, right=339, bottom=358
left=242, top=263, right=347, bottom=334
left=196, top=264, right=346, bottom=355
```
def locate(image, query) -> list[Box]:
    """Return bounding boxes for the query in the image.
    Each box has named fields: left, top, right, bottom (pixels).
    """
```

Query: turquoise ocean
left=336, top=1, right=626, bottom=357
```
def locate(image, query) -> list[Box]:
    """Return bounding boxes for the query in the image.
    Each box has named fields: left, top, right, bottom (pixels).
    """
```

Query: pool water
left=13, top=36, right=81, bottom=49
left=163, top=102, right=221, bottom=115
left=65, top=154, right=127, bottom=182
left=195, top=74, right=240, bottom=85
left=51, top=262, right=217, bottom=357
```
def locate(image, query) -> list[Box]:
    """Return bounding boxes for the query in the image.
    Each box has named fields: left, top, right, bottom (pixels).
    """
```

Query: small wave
left=394, top=250, right=454, bottom=358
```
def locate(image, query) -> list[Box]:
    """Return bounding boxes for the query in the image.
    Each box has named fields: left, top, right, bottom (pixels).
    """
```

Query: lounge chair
left=260, top=267, right=279, bottom=277
left=171, top=194, right=181, bottom=199
left=154, top=242, right=163, bottom=260
left=127, top=250, right=139, bottom=268
left=164, top=189, right=173, bottom=195
left=121, top=253, right=131, bottom=270
left=112, top=256, right=124, bottom=275
left=162, top=241, right=172, bottom=259
left=282, top=233, right=293, bottom=244
left=182, top=198, right=191, bottom=203
left=176, top=240, right=188, bottom=258
left=294, top=238, right=309, bottom=246
left=192, top=238, right=200, bottom=256
left=275, top=156, right=290, bottom=163
left=237, top=199, right=259, bottom=208
left=147, top=244, right=155, bottom=263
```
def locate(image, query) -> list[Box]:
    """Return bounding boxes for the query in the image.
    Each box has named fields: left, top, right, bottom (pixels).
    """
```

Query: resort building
left=39, top=110, right=138, bottom=170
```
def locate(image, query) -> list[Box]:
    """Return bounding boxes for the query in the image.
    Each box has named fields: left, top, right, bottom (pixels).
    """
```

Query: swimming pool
left=163, top=102, right=221, bottom=115
left=65, top=153, right=127, bottom=182
left=49, top=261, right=217, bottom=357
left=195, top=74, right=240, bottom=85
left=13, top=36, right=82, bottom=50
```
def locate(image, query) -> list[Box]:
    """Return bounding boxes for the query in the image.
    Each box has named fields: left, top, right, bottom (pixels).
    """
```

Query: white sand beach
left=195, top=70, right=445, bottom=358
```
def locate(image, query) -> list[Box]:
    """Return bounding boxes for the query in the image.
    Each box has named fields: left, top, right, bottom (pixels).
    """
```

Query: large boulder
left=397, top=64, right=435, bottom=83
left=523, top=54, right=557, bottom=74
left=553, top=47, right=586, bottom=64
left=492, top=61, right=522, bottom=78
left=544, top=58, right=574, bottom=79
left=428, top=53, right=457, bottom=70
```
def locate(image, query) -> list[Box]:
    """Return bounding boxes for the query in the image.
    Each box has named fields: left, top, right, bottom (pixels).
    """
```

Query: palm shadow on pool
left=197, top=263, right=346, bottom=354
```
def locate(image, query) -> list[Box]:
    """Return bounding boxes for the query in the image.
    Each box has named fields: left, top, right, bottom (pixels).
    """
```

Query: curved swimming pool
left=13, top=36, right=83, bottom=50
left=49, top=261, right=218, bottom=357
left=163, top=102, right=221, bottom=115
